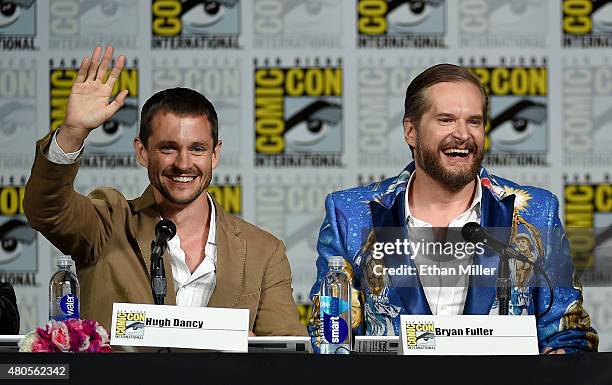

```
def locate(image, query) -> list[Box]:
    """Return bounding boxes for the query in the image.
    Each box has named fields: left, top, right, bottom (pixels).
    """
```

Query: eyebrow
left=156, top=141, right=209, bottom=147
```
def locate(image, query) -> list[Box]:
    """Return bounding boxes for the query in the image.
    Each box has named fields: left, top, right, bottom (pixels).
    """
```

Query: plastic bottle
left=319, top=255, right=352, bottom=354
left=49, top=256, right=80, bottom=321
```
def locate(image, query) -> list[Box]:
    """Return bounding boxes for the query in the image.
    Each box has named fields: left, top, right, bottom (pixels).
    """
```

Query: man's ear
left=212, top=139, right=222, bottom=170
left=133, top=137, right=148, bottom=168
left=404, top=118, right=417, bottom=148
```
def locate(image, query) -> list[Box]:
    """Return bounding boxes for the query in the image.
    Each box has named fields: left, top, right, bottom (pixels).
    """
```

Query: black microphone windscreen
left=461, top=222, right=482, bottom=243
left=155, top=219, right=177, bottom=240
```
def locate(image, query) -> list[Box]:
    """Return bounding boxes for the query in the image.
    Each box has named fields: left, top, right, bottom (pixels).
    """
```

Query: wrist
left=56, top=125, right=88, bottom=153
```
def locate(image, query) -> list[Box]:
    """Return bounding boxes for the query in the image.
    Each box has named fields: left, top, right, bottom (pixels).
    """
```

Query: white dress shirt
left=404, top=172, right=482, bottom=315
left=46, top=130, right=218, bottom=307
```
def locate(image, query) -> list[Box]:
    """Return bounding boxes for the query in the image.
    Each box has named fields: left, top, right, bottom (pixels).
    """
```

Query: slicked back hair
left=139, top=87, right=219, bottom=148
left=404, top=64, right=488, bottom=153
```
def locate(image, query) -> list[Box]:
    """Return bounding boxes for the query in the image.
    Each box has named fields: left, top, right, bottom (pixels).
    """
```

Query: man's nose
left=174, top=150, right=191, bottom=170
left=453, top=121, right=470, bottom=141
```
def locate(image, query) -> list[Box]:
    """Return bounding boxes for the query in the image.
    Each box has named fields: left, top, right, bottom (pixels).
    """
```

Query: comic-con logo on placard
left=151, top=0, right=240, bottom=49
left=0, top=177, right=38, bottom=287
left=562, top=58, right=612, bottom=166
left=464, top=57, right=548, bottom=167
left=562, top=0, right=612, bottom=48
left=564, top=174, right=612, bottom=285
left=459, top=0, right=547, bottom=47
left=405, top=322, right=436, bottom=349
left=209, top=175, right=241, bottom=216
left=0, top=0, right=36, bottom=50
left=115, top=311, right=146, bottom=339
left=254, top=57, right=343, bottom=168
left=357, top=0, right=446, bottom=48
left=0, top=58, right=37, bottom=169
left=49, top=0, right=139, bottom=49
left=253, top=0, right=343, bottom=48
left=152, top=57, right=243, bottom=167
left=49, top=58, right=140, bottom=168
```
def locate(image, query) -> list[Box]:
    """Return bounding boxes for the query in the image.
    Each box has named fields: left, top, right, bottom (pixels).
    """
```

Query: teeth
left=443, top=148, right=469, bottom=155
left=171, top=176, right=195, bottom=183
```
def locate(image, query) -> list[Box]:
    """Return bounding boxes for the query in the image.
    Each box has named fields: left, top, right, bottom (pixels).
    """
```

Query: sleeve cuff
left=46, top=129, right=84, bottom=164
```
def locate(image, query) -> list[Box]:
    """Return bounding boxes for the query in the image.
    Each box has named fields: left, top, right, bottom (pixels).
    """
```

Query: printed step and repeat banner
left=1, top=0, right=611, bottom=350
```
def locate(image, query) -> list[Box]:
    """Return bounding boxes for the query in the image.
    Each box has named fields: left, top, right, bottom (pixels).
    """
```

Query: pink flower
left=50, top=322, right=70, bottom=351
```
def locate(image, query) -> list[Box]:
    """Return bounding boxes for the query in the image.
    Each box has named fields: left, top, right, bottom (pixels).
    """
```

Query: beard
left=415, top=134, right=484, bottom=193
left=149, top=166, right=210, bottom=205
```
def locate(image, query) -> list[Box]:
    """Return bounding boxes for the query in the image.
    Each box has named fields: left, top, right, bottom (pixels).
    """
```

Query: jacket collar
left=371, top=161, right=509, bottom=210
left=129, top=186, right=245, bottom=307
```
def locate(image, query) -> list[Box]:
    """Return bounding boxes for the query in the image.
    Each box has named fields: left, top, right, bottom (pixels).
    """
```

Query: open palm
left=63, top=46, right=128, bottom=134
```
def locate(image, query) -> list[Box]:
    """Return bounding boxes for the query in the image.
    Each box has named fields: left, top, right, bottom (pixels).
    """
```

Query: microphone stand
left=151, top=240, right=167, bottom=305
left=496, top=254, right=511, bottom=316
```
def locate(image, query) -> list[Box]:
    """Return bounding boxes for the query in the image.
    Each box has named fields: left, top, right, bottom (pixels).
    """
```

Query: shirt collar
left=405, top=172, right=482, bottom=223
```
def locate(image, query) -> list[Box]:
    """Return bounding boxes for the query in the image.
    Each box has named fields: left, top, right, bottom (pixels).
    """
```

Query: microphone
left=461, top=222, right=532, bottom=265
left=150, top=219, right=176, bottom=305
left=151, top=219, right=177, bottom=259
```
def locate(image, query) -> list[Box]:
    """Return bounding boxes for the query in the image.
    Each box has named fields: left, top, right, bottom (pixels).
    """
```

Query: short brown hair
left=139, top=88, right=218, bottom=148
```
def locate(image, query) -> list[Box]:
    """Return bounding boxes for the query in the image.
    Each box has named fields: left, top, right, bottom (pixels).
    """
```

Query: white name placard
left=110, top=303, right=248, bottom=352
left=399, top=315, right=538, bottom=355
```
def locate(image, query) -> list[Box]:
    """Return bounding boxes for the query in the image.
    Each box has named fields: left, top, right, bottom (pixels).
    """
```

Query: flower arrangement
left=19, top=319, right=112, bottom=353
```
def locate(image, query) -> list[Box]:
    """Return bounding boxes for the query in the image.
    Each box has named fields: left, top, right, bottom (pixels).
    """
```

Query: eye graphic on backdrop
left=593, top=2, right=612, bottom=32
left=0, top=1, right=21, bottom=27
left=489, top=0, right=540, bottom=25
left=0, top=102, right=35, bottom=146
left=387, top=0, right=442, bottom=30
left=489, top=100, right=546, bottom=147
left=88, top=104, right=138, bottom=147
left=285, top=100, right=341, bottom=148
left=283, top=0, right=337, bottom=30
left=79, top=0, right=134, bottom=29
left=182, top=0, right=238, bottom=31
left=0, top=219, right=36, bottom=265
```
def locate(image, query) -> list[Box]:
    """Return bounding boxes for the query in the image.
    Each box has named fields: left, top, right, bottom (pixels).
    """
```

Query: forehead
left=149, top=111, right=212, bottom=142
left=424, top=81, right=484, bottom=114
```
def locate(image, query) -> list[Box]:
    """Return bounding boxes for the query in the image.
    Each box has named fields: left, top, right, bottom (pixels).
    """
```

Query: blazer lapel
left=206, top=199, right=246, bottom=308
left=369, top=188, right=432, bottom=316
left=463, top=185, right=515, bottom=315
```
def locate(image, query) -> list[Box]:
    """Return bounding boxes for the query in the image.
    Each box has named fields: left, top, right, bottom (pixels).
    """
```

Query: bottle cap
left=56, top=255, right=73, bottom=267
left=327, top=255, right=345, bottom=268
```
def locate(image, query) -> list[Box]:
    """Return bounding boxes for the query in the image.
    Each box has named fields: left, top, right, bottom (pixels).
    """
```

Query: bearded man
left=308, top=64, right=597, bottom=354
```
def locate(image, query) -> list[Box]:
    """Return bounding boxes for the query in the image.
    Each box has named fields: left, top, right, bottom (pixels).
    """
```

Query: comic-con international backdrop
left=1, top=0, right=611, bottom=349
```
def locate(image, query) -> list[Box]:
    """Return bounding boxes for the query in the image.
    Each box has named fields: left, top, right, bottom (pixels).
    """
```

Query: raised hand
left=57, top=46, right=128, bottom=153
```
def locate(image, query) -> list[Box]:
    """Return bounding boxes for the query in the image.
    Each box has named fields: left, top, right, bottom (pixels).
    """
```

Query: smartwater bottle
left=49, top=256, right=80, bottom=321
left=319, top=255, right=352, bottom=354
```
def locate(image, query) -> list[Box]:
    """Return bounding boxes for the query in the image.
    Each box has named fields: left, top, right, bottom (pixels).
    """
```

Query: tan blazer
left=24, top=134, right=306, bottom=336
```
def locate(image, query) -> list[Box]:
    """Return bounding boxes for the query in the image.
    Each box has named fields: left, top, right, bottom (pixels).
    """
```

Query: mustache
left=162, top=167, right=201, bottom=176
left=438, top=138, right=478, bottom=152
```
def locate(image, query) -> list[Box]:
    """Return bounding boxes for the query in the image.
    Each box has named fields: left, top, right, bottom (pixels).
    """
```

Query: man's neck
left=408, top=169, right=477, bottom=228
left=154, top=191, right=211, bottom=238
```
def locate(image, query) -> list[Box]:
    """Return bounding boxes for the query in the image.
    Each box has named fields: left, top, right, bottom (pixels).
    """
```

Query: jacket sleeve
left=535, top=194, right=598, bottom=353
left=23, top=133, right=118, bottom=267
left=253, top=239, right=307, bottom=336
left=308, top=193, right=362, bottom=353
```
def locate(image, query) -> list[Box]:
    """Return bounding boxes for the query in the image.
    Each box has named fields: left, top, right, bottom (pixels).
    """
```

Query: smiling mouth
left=167, top=175, right=197, bottom=184
left=442, top=148, right=471, bottom=158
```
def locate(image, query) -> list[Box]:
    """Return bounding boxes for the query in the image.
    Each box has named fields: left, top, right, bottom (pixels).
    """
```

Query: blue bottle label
left=320, top=295, right=349, bottom=344
left=58, top=294, right=79, bottom=320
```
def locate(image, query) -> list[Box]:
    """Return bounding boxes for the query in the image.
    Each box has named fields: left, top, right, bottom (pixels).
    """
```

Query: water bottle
left=49, top=256, right=80, bottom=321
left=319, top=255, right=352, bottom=354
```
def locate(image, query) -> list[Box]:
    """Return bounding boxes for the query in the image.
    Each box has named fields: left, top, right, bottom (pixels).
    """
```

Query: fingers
left=95, top=46, right=114, bottom=82
left=75, top=57, right=90, bottom=83
left=108, top=89, right=129, bottom=115
left=85, top=46, right=102, bottom=81
left=105, top=55, right=126, bottom=89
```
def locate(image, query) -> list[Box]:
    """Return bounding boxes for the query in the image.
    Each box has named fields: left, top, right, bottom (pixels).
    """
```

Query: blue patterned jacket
left=308, top=162, right=598, bottom=353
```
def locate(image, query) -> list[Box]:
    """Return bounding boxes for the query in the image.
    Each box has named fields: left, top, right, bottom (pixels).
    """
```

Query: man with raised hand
left=308, top=63, right=597, bottom=354
left=24, top=46, right=305, bottom=336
